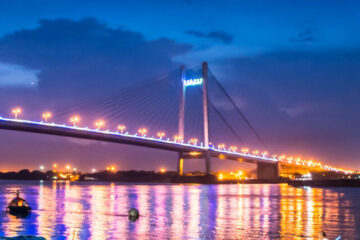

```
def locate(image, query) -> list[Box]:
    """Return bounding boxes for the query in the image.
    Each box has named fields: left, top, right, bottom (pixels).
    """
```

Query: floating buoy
left=7, top=190, right=31, bottom=216
left=319, top=231, right=328, bottom=240
left=128, top=208, right=139, bottom=222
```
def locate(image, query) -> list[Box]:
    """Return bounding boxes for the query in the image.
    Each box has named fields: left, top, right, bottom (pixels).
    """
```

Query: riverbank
left=2, top=169, right=359, bottom=185
left=0, top=169, right=280, bottom=184
left=289, top=179, right=360, bottom=187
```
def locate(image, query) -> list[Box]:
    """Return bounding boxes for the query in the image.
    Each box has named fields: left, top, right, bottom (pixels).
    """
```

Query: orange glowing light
left=157, top=132, right=165, bottom=138
left=138, top=128, right=147, bottom=136
left=218, top=173, right=224, bottom=180
left=160, top=168, right=166, bottom=173
left=70, top=116, right=80, bottom=126
left=95, top=120, right=105, bottom=129
left=42, top=112, right=52, bottom=122
left=174, top=135, right=183, bottom=142
left=252, top=150, right=259, bottom=155
left=218, top=144, right=225, bottom=150
left=189, top=151, right=201, bottom=156
left=230, top=146, right=237, bottom=152
left=12, top=107, right=22, bottom=119
left=117, top=125, right=126, bottom=133
left=241, top=148, right=249, bottom=154
left=190, top=138, right=198, bottom=145
left=107, top=166, right=116, bottom=172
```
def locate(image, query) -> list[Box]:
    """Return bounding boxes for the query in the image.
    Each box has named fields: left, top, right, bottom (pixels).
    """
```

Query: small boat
left=7, top=190, right=31, bottom=215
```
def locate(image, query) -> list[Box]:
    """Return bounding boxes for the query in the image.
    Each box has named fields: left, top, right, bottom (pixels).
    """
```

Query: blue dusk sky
left=0, top=0, right=359, bottom=171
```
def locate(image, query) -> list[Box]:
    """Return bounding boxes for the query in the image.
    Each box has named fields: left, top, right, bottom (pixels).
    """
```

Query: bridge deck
left=0, top=117, right=278, bottom=164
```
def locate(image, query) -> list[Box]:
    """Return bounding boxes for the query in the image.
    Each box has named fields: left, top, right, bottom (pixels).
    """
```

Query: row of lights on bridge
left=7, top=107, right=354, bottom=174
left=10, top=108, right=199, bottom=142
left=38, top=163, right=167, bottom=174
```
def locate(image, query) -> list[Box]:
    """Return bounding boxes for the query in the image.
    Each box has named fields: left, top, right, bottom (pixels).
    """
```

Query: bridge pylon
left=257, top=162, right=279, bottom=180
left=177, top=153, right=184, bottom=176
left=202, top=62, right=211, bottom=175
left=177, top=62, right=211, bottom=176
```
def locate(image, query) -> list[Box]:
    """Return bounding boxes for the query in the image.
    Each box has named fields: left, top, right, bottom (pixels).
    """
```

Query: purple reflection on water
left=0, top=181, right=359, bottom=239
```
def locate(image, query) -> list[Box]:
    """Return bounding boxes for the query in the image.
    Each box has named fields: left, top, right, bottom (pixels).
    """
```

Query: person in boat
left=7, top=190, right=31, bottom=214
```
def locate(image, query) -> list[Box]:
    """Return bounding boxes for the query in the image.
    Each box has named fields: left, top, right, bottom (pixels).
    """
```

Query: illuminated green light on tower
left=183, top=78, right=203, bottom=87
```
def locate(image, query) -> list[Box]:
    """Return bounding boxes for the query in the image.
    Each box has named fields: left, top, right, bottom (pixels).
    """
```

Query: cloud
left=186, top=30, right=233, bottom=44
left=214, top=49, right=360, bottom=165
left=0, top=18, right=192, bottom=99
left=278, top=103, right=315, bottom=118
left=0, top=62, right=39, bottom=88
left=290, top=28, right=320, bottom=45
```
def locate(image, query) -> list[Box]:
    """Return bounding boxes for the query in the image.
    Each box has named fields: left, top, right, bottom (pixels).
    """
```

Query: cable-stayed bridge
left=0, top=62, right=352, bottom=179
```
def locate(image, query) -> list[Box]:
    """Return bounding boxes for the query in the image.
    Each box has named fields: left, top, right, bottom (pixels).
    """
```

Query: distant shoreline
left=0, top=169, right=287, bottom=184
left=2, top=169, right=359, bottom=186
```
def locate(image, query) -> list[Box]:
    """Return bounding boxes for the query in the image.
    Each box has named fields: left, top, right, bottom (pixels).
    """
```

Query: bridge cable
left=208, top=69, right=267, bottom=148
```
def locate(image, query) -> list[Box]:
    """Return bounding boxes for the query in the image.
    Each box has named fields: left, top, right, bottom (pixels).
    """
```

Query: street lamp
left=70, top=116, right=80, bottom=126
left=218, top=144, right=225, bottom=150
left=190, top=138, right=198, bottom=145
left=230, top=146, right=237, bottom=152
left=53, top=163, right=57, bottom=172
left=12, top=107, right=22, bottom=119
left=241, top=148, right=249, bottom=154
left=157, top=132, right=165, bottom=139
left=42, top=112, right=52, bottom=122
left=138, top=128, right=147, bottom=136
left=117, top=125, right=126, bottom=133
left=174, top=135, right=182, bottom=143
left=95, top=120, right=105, bottom=130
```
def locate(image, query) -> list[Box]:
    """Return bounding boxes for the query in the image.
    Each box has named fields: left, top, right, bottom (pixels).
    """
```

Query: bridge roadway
left=0, top=117, right=278, bottom=165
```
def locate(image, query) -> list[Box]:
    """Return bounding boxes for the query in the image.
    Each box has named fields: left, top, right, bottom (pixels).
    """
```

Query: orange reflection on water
left=0, top=182, right=359, bottom=239
left=278, top=184, right=355, bottom=239
left=187, top=185, right=201, bottom=239
left=171, top=185, right=185, bottom=239
left=135, top=185, right=151, bottom=237
left=36, top=181, right=56, bottom=239
left=89, top=184, right=111, bottom=240
left=63, top=182, right=84, bottom=240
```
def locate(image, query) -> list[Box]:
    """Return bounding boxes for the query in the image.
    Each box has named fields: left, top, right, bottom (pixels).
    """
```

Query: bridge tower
left=177, top=62, right=211, bottom=176
left=177, top=66, right=186, bottom=175
left=202, top=62, right=211, bottom=175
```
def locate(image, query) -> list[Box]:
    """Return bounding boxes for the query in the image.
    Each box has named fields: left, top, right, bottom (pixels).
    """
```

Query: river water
left=0, top=180, right=359, bottom=239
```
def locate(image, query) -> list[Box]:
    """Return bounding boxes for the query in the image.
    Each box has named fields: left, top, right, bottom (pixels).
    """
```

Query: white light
left=183, top=78, right=203, bottom=87
left=40, top=165, right=45, bottom=170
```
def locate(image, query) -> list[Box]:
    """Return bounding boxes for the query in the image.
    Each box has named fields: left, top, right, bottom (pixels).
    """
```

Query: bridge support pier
left=257, top=162, right=279, bottom=180
left=177, top=153, right=184, bottom=176
left=205, top=151, right=211, bottom=175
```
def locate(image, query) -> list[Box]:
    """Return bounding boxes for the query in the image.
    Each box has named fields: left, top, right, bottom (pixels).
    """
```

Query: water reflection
left=0, top=181, right=359, bottom=239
